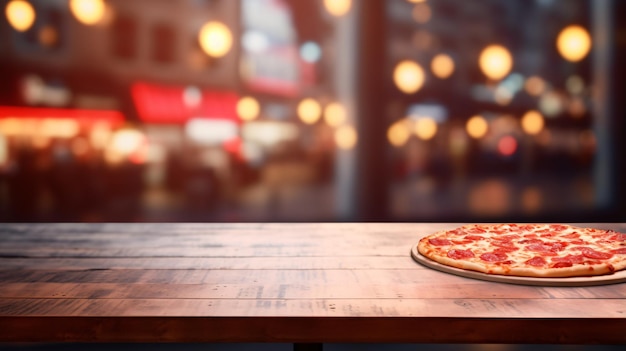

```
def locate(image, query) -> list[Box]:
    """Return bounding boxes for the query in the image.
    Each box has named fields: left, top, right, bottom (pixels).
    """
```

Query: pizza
left=417, top=224, right=626, bottom=278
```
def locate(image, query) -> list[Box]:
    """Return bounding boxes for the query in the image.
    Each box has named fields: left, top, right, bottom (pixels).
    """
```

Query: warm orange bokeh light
left=521, top=110, right=545, bottom=135
left=479, top=45, right=513, bottom=80
left=69, top=0, right=106, bottom=26
left=297, top=98, right=322, bottom=125
left=198, top=21, right=233, bottom=58
left=5, top=0, right=35, bottom=32
left=557, top=25, right=591, bottom=62
left=414, top=117, right=437, bottom=140
left=335, top=125, right=357, bottom=150
left=237, top=96, right=261, bottom=121
left=466, top=115, right=488, bottom=139
left=524, top=76, right=546, bottom=96
left=431, top=54, right=455, bottom=79
left=387, top=120, right=411, bottom=147
left=323, top=0, right=351, bottom=17
left=393, top=60, right=425, bottom=94
left=324, top=102, right=347, bottom=127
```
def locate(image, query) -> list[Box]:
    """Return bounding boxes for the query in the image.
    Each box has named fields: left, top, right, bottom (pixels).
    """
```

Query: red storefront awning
left=131, top=82, right=240, bottom=124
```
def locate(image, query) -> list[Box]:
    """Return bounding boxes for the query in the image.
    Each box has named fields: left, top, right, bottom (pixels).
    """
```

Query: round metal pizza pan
left=411, top=244, right=626, bottom=287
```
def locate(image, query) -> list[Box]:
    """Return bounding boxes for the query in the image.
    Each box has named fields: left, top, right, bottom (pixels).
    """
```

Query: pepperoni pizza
left=417, top=224, right=626, bottom=278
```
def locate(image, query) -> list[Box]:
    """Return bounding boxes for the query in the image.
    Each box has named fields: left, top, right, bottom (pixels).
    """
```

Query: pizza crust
left=417, top=224, right=625, bottom=278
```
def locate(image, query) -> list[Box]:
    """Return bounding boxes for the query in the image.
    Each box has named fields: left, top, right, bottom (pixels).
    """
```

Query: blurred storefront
left=0, top=0, right=623, bottom=222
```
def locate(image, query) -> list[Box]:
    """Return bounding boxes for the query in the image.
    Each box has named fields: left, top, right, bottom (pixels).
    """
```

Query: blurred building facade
left=0, top=0, right=623, bottom=222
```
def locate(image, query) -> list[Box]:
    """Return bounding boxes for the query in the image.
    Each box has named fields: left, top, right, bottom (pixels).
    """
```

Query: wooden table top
left=0, top=223, right=625, bottom=344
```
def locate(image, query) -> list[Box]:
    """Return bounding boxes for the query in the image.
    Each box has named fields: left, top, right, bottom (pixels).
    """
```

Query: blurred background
left=0, top=0, right=624, bottom=223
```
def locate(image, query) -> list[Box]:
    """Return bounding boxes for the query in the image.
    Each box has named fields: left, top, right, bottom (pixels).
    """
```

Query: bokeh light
left=412, top=3, right=432, bottom=24
left=38, top=25, right=59, bottom=48
left=521, top=110, right=545, bottom=135
left=479, top=45, right=513, bottom=80
left=393, top=60, right=425, bottom=94
left=431, top=54, right=455, bottom=79
left=497, top=135, right=518, bottom=156
left=414, top=117, right=437, bottom=140
left=324, top=102, right=347, bottom=127
left=466, top=115, right=488, bottom=139
left=566, top=75, right=585, bottom=95
left=387, top=119, right=411, bottom=147
left=524, top=76, right=547, bottom=96
left=323, top=0, right=351, bottom=17
left=237, top=96, right=261, bottom=121
left=539, top=91, right=564, bottom=117
left=69, top=0, right=106, bottom=26
left=557, top=25, right=591, bottom=62
left=111, top=129, right=146, bottom=156
left=5, top=0, right=35, bottom=32
left=335, top=125, right=357, bottom=150
left=198, top=21, right=233, bottom=58
left=300, top=41, right=322, bottom=63
left=494, top=85, right=513, bottom=105
left=568, top=97, right=586, bottom=118
left=297, top=98, right=322, bottom=125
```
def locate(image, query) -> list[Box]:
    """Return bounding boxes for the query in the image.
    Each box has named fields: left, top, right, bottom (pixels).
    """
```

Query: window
left=151, top=23, right=176, bottom=63
left=111, top=14, right=137, bottom=60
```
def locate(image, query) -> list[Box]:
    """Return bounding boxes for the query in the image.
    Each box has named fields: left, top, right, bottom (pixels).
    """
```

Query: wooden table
left=0, top=223, right=625, bottom=347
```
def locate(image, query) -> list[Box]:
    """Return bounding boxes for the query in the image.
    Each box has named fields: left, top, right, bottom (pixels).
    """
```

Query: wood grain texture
left=0, top=223, right=625, bottom=344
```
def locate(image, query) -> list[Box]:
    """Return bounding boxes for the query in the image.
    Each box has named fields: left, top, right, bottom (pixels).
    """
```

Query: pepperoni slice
left=569, top=239, right=587, bottom=245
left=540, top=232, right=556, bottom=238
left=464, top=235, right=485, bottom=241
left=550, top=224, right=569, bottom=231
left=518, top=239, right=543, bottom=245
left=581, top=248, right=614, bottom=260
left=570, top=246, right=592, bottom=251
left=447, top=249, right=475, bottom=259
left=491, top=240, right=517, bottom=249
left=526, top=244, right=553, bottom=252
left=480, top=252, right=508, bottom=262
left=552, top=261, right=573, bottom=268
left=523, top=233, right=538, bottom=238
left=525, top=256, right=547, bottom=267
left=428, top=238, right=453, bottom=246
left=519, top=225, right=535, bottom=231
left=494, top=246, right=519, bottom=253
left=562, top=233, right=580, bottom=239
left=526, top=243, right=558, bottom=256
left=550, top=242, right=569, bottom=252
left=611, top=248, right=626, bottom=254
left=499, top=234, right=521, bottom=241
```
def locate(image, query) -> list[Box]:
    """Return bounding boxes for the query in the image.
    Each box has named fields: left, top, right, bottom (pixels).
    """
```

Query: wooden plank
left=0, top=256, right=422, bottom=270
left=0, top=298, right=624, bottom=318
left=0, top=223, right=449, bottom=240
left=2, top=282, right=625, bottom=300
left=0, top=268, right=470, bottom=284
left=0, top=246, right=416, bottom=258
left=1, top=316, right=625, bottom=343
